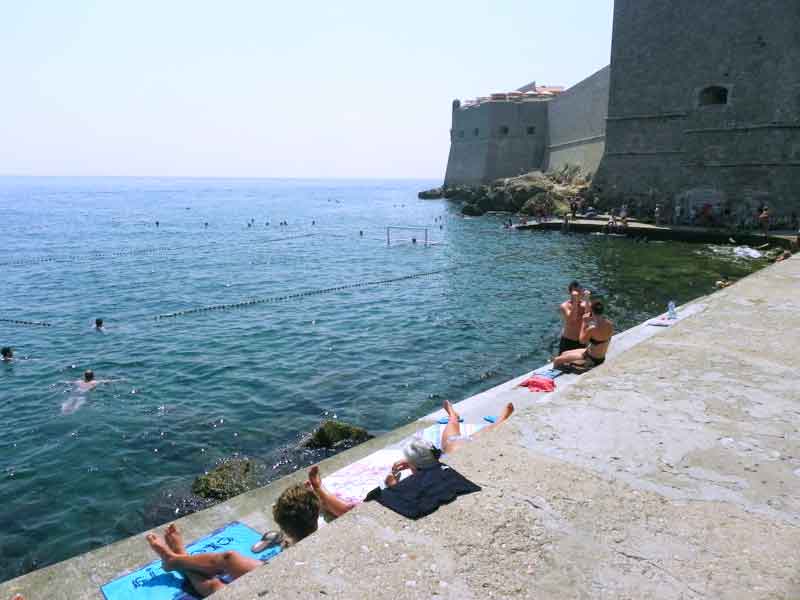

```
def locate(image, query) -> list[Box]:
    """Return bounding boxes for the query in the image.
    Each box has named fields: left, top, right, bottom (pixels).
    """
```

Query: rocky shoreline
left=419, top=166, right=592, bottom=217
left=145, top=420, right=373, bottom=525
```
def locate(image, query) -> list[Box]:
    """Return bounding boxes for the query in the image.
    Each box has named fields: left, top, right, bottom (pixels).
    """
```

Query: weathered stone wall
left=444, top=100, right=549, bottom=186
left=595, top=0, right=800, bottom=220
left=545, top=66, right=610, bottom=175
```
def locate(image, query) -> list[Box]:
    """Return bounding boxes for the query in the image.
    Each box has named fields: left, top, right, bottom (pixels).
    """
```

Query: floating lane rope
left=0, top=234, right=316, bottom=267
left=154, top=265, right=460, bottom=320
left=0, top=318, right=52, bottom=327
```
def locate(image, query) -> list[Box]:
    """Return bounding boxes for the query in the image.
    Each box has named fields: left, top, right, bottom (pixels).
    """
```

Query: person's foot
left=307, top=465, right=322, bottom=491
left=11, top=595, right=25, bottom=600
left=146, top=533, right=178, bottom=571
left=165, top=523, right=187, bottom=555
left=497, top=402, right=515, bottom=423
left=443, top=400, right=460, bottom=423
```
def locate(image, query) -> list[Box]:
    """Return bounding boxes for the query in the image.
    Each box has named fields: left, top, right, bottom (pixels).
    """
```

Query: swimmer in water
left=94, top=318, right=104, bottom=331
left=75, top=370, right=113, bottom=392
left=1, top=346, right=13, bottom=361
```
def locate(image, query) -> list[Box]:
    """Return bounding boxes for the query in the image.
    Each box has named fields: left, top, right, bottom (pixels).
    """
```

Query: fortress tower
left=594, top=0, right=800, bottom=221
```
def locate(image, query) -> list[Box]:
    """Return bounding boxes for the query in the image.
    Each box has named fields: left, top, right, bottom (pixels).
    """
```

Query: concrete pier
left=2, top=257, right=799, bottom=599
left=516, top=218, right=798, bottom=248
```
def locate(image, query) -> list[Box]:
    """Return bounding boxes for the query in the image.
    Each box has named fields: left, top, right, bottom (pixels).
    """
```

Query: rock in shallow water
left=302, top=420, right=373, bottom=449
left=418, top=187, right=444, bottom=199
left=191, top=457, right=258, bottom=501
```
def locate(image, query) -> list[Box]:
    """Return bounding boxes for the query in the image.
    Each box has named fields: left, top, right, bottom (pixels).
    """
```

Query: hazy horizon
left=1, top=1, right=613, bottom=179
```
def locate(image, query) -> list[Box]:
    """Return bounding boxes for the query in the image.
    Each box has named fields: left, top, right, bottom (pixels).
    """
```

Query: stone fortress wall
left=443, top=69, right=609, bottom=187
left=443, top=1, right=800, bottom=220
left=444, top=97, right=549, bottom=186
left=594, top=0, right=800, bottom=221
left=546, top=66, right=610, bottom=174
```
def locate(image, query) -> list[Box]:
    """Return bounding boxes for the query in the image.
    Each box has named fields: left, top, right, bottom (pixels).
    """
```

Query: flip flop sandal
left=251, top=530, right=283, bottom=553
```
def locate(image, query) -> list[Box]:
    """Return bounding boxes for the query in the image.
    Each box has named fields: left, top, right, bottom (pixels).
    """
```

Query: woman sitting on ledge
left=553, top=299, right=613, bottom=371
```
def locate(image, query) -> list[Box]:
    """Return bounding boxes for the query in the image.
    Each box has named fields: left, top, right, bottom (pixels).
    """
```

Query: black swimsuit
left=584, top=337, right=609, bottom=366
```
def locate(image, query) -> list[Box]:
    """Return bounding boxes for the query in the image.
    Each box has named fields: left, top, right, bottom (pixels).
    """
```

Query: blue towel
left=533, top=367, right=562, bottom=379
left=437, top=416, right=464, bottom=425
left=101, top=522, right=281, bottom=600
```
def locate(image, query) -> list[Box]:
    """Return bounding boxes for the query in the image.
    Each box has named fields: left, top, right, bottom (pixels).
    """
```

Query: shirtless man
left=554, top=299, right=614, bottom=370
left=558, top=281, right=586, bottom=355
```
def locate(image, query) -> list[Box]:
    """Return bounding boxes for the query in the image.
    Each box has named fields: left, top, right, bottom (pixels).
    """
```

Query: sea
left=0, top=177, right=765, bottom=582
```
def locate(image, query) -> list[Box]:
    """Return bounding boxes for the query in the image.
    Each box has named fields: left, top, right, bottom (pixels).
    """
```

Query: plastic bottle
left=667, top=301, right=677, bottom=320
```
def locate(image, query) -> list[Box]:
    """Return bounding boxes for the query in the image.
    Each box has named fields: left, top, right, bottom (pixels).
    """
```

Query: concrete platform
left=3, top=257, right=799, bottom=599
left=515, top=219, right=797, bottom=248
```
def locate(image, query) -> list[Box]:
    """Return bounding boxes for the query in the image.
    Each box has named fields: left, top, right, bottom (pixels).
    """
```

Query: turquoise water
left=0, top=177, right=764, bottom=582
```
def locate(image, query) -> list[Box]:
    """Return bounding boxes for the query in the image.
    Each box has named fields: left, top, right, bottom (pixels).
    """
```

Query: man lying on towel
left=145, top=483, right=319, bottom=597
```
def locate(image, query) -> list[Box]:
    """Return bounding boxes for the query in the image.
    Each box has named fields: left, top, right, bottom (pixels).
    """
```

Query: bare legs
left=146, top=524, right=261, bottom=598
left=307, top=465, right=355, bottom=518
left=442, top=400, right=467, bottom=454
left=441, top=400, right=515, bottom=454
left=164, top=524, right=225, bottom=597
left=553, top=348, right=587, bottom=368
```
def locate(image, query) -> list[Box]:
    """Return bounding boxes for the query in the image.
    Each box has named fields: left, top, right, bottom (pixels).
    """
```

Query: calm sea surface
left=0, top=177, right=764, bottom=582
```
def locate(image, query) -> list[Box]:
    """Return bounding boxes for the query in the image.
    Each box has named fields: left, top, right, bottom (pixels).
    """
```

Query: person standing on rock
left=759, top=206, right=770, bottom=236
left=558, top=281, right=587, bottom=355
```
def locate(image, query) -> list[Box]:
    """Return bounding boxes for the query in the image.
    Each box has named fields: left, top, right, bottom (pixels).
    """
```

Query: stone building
left=443, top=1, right=800, bottom=222
left=444, top=69, right=609, bottom=187
left=594, top=0, right=800, bottom=223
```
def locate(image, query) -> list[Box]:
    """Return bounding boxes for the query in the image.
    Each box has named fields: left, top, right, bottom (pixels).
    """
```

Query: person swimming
left=1, top=346, right=13, bottom=361
left=74, top=370, right=113, bottom=392
left=94, top=318, right=104, bottom=331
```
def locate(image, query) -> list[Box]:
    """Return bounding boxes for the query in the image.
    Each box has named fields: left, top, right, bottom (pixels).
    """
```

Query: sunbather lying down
left=441, top=399, right=514, bottom=454
left=146, top=483, right=320, bottom=598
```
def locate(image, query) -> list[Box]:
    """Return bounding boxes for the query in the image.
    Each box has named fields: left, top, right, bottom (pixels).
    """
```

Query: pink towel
left=519, top=376, right=556, bottom=393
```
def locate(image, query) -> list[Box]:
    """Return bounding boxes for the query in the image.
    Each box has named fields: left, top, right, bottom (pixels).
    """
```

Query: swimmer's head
left=568, top=280, right=582, bottom=293
left=84, top=370, right=95, bottom=382
left=1, top=346, right=12, bottom=359
left=95, top=318, right=104, bottom=329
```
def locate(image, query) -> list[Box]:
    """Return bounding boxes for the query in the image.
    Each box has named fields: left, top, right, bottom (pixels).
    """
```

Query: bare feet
left=443, top=400, right=460, bottom=422
left=307, top=465, right=322, bottom=492
left=165, top=523, right=187, bottom=555
left=497, top=402, right=515, bottom=423
left=12, top=595, right=25, bottom=600
left=146, top=533, right=178, bottom=571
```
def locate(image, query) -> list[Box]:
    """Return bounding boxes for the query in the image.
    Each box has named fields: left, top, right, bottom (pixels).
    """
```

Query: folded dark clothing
left=365, top=464, right=480, bottom=519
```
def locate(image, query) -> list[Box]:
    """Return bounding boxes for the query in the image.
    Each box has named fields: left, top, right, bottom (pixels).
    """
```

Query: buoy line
left=0, top=318, right=52, bottom=327
left=153, top=265, right=461, bottom=320
left=0, top=233, right=316, bottom=267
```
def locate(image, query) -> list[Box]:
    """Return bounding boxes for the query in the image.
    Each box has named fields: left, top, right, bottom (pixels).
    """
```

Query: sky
left=0, top=1, right=613, bottom=179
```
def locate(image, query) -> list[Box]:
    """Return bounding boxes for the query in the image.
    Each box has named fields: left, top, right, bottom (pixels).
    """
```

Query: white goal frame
left=386, top=226, right=429, bottom=246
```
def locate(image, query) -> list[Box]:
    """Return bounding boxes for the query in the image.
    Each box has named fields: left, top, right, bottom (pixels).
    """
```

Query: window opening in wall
left=499, top=126, right=510, bottom=136
left=458, top=130, right=465, bottom=138
left=699, top=86, right=729, bottom=106
left=473, top=128, right=480, bottom=137
left=527, top=126, right=536, bottom=135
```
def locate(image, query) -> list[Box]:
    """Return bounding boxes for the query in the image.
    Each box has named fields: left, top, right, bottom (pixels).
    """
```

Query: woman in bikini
left=553, top=299, right=613, bottom=370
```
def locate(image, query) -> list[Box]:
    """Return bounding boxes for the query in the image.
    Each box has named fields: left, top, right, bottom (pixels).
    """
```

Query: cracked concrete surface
left=2, top=257, right=799, bottom=599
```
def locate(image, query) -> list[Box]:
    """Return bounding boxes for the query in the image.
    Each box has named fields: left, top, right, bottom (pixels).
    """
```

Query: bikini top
left=589, top=337, right=609, bottom=346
